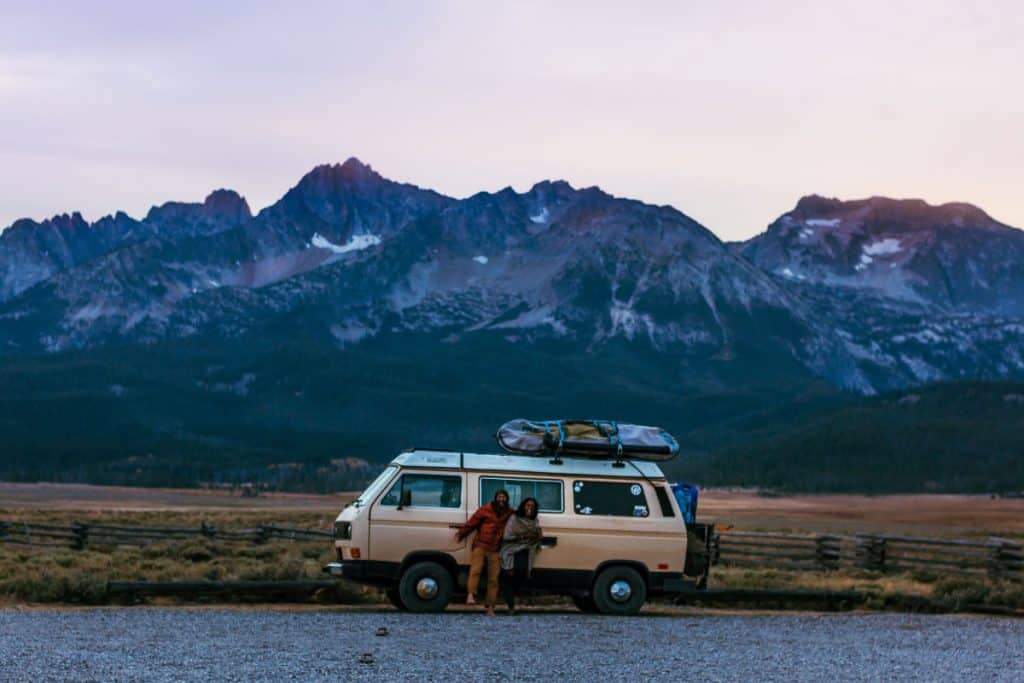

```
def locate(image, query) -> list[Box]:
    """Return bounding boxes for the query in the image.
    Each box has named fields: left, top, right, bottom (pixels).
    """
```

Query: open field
left=3, top=482, right=1023, bottom=537
left=2, top=482, right=1022, bottom=610
left=699, top=489, right=1024, bottom=537
left=0, top=482, right=354, bottom=512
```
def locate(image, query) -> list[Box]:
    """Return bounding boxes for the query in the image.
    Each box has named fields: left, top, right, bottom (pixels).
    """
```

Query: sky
left=1, top=1, right=1021, bottom=240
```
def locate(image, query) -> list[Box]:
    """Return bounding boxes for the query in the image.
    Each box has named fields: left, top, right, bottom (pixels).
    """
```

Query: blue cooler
left=670, top=482, right=699, bottom=524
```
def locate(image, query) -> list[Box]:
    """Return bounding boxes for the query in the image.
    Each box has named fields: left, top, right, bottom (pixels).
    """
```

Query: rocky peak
left=741, top=194, right=1024, bottom=315
left=144, top=190, right=251, bottom=238
left=295, top=157, right=384, bottom=195
left=202, top=189, right=252, bottom=223
left=789, top=195, right=1001, bottom=234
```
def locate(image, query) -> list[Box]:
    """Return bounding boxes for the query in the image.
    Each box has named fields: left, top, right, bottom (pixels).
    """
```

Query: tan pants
left=467, top=547, right=501, bottom=607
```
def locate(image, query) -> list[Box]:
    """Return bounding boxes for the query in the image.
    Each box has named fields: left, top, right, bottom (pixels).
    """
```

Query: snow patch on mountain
left=900, top=354, right=943, bottom=383
left=855, top=253, right=874, bottom=271
left=311, top=232, right=381, bottom=254
left=473, top=255, right=489, bottom=265
left=487, top=305, right=567, bottom=335
left=530, top=207, right=549, bottom=224
left=806, top=218, right=840, bottom=227
left=863, top=238, right=902, bottom=256
left=609, top=301, right=655, bottom=341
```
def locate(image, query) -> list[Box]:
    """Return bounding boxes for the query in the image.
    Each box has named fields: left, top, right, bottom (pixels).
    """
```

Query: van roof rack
left=495, top=419, right=679, bottom=462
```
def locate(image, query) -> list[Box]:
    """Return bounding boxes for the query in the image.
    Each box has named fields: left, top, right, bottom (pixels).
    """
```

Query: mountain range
left=1, top=158, right=1022, bottom=491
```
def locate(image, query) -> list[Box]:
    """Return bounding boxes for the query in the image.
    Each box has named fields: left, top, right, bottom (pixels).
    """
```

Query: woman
left=499, top=497, right=543, bottom=614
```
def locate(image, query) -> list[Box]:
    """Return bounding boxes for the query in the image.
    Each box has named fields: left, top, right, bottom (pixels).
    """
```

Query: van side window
left=380, top=474, right=462, bottom=508
left=654, top=486, right=675, bottom=517
left=573, top=480, right=649, bottom=517
left=480, top=477, right=563, bottom=513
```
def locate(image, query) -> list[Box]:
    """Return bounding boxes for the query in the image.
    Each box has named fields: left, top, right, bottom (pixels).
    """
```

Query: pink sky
left=1, top=1, right=1021, bottom=240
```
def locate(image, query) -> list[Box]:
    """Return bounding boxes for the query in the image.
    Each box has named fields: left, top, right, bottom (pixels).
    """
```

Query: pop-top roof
left=391, top=449, right=667, bottom=479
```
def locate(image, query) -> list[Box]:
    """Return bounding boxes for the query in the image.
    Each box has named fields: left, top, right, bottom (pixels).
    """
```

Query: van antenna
left=611, top=424, right=626, bottom=468
left=548, top=420, right=564, bottom=465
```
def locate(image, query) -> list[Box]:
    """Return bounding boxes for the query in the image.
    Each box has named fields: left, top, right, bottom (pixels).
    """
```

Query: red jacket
left=457, top=502, right=513, bottom=551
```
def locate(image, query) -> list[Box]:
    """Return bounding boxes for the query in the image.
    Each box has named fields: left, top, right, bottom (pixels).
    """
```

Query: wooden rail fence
left=713, top=530, right=1023, bottom=581
left=0, top=520, right=332, bottom=549
left=2, top=520, right=1020, bottom=582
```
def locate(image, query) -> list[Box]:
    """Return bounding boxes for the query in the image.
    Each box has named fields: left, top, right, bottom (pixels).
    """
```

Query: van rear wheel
left=592, top=566, right=646, bottom=616
left=398, top=561, right=453, bottom=613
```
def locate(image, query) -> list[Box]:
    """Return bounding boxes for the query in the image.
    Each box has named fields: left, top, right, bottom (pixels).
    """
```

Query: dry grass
left=0, top=509, right=375, bottom=605
left=3, top=493, right=1023, bottom=611
left=708, top=566, right=1024, bottom=612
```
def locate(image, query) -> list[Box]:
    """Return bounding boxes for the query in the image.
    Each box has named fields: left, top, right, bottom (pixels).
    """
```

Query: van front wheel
left=571, top=593, right=597, bottom=613
left=398, top=561, right=453, bottom=613
left=385, top=586, right=407, bottom=611
left=592, top=566, right=646, bottom=615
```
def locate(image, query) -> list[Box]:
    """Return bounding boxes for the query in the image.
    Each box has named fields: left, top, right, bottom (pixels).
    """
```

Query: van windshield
left=352, top=466, right=398, bottom=508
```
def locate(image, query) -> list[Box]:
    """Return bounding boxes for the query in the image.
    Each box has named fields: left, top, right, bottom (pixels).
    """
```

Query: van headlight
left=334, top=521, right=352, bottom=540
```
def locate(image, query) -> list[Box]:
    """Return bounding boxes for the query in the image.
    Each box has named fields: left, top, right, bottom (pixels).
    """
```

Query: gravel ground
left=1, top=608, right=1021, bottom=682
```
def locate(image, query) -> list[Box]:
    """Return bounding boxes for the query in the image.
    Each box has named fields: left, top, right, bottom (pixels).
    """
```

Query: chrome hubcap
left=609, top=580, right=632, bottom=603
left=416, top=577, right=439, bottom=599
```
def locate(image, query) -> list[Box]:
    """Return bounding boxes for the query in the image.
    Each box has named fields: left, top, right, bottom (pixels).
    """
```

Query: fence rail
left=714, top=530, right=1023, bottom=581
left=2, top=519, right=1021, bottom=582
left=0, top=520, right=331, bottom=550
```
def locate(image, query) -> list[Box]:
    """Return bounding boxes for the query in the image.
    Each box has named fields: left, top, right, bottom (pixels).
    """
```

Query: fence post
left=855, top=534, right=886, bottom=571
left=709, top=529, right=721, bottom=566
left=256, top=526, right=270, bottom=545
left=815, top=535, right=840, bottom=570
left=201, top=522, right=216, bottom=540
left=988, top=538, right=1023, bottom=580
left=71, top=522, right=90, bottom=551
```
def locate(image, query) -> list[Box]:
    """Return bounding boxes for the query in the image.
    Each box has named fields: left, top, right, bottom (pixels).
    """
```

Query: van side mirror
left=396, top=489, right=412, bottom=510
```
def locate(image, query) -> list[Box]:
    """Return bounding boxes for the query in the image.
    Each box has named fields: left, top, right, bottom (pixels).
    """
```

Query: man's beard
left=494, top=500, right=508, bottom=513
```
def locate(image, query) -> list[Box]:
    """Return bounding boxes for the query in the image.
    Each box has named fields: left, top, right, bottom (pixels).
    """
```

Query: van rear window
left=573, top=480, right=649, bottom=518
left=380, top=474, right=462, bottom=508
left=480, top=477, right=563, bottom=513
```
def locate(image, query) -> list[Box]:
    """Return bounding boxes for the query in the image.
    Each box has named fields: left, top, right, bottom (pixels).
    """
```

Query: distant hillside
left=672, top=382, right=1024, bottom=493
left=0, top=334, right=848, bottom=491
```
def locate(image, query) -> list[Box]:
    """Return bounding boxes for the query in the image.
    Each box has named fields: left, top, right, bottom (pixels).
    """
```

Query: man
left=455, top=489, right=513, bottom=616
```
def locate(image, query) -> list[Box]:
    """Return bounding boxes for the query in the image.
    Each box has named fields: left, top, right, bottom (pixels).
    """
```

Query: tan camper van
left=324, top=448, right=712, bottom=614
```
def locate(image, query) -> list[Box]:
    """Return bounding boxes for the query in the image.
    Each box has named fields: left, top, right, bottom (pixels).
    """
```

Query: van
left=324, top=448, right=713, bottom=615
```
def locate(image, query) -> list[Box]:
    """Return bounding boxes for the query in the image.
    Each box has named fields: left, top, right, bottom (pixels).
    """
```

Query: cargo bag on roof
left=496, top=419, right=679, bottom=461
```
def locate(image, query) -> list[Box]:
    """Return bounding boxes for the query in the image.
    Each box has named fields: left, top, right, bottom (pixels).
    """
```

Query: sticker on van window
left=633, top=505, right=649, bottom=517
left=573, top=482, right=583, bottom=493
left=576, top=505, right=593, bottom=515
left=630, top=484, right=642, bottom=496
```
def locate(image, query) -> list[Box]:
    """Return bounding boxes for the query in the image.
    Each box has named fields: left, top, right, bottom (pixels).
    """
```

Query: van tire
left=398, top=561, right=453, bottom=613
left=571, top=593, right=597, bottom=613
left=385, top=586, right=407, bottom=611
left=592, top=566, right=646, bottom=615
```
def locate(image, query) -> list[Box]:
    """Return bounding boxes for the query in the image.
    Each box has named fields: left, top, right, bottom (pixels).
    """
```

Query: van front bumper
left=322, top=562, right=367, bottom=580
left=322, top=560, right=399, bottom=585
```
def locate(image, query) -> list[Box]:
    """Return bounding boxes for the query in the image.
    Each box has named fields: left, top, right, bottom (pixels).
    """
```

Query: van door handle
left=540, top=536, right=557, bottom=547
